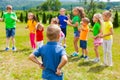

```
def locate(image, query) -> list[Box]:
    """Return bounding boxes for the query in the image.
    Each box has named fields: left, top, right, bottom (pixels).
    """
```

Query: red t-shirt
left=36, top=28, right=44, bottom=41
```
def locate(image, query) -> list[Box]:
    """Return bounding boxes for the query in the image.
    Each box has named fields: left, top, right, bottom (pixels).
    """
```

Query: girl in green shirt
left=65, top=7, right=85, bottom=56
left=91, top=13, right=103, bottom=62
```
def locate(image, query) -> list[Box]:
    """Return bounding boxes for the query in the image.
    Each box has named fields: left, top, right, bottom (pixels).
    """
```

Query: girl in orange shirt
left=26, top=13, right=37, bottom=49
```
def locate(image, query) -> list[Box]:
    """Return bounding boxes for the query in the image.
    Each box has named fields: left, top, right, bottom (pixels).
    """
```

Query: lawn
left=0, top=22, right=120, bottom=80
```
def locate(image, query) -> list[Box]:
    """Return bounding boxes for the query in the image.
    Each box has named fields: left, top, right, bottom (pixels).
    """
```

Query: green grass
left=0, top=22, right=120, bottom=80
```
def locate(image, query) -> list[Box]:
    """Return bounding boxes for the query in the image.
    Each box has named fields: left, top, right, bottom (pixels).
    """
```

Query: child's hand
left=56, top=68, right=62, bottom=76
left=64, top=20, right=71, bottom=25
left=39, top=64, right=44, bottom=69
left=25, top=26, right=28, bottom=29
left=0, top=18, right=3, bottom=21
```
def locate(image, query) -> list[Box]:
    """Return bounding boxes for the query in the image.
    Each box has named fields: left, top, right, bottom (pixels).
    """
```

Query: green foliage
left=0, top=11, right=3, bottom=18
left=97, top=2, right=106, bottom=9
left=42, top=13, right=47, bottom=24
left=40, top=0, right=61, bottom=11
left=25, top=11, right=28, bottom=23
left=19, top=13, right=24, bottom=22
left=36, top=13, right=39, bottom=22
left=48, top=14, right=53, bottom=24
left=113, top=10, right=119, bottom=28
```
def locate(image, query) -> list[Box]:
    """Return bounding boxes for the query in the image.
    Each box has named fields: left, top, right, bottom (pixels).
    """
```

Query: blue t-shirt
left=58, top=15, right=68, bottom=29
left=33, top=41, right=66, bottom=80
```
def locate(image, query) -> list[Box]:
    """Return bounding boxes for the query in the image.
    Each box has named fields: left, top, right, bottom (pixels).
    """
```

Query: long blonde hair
left=94, top=13, right=103, bottom=26
left=74, top=7, right=85, bottom=18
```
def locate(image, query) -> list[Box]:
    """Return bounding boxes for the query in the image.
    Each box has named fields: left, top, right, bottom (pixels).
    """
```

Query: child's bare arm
left=56, top=55, right=68, bottom=75
left=0, top=18, right=3, bottom=21
left=29, top=54, right=44, bottom=69
left=101, top=27, right=113, bottom=38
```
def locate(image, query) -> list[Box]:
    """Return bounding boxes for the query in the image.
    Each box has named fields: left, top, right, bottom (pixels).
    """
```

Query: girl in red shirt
left=36, top=23, right=44, bottom=48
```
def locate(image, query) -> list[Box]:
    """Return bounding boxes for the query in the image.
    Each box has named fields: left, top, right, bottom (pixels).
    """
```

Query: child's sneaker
left=5, top=47, right=9, bottom=51
left=80, top=55, right=84, bottom=59
left=71, top=52, right=79, bottom=57
left=84, top=56, right=89, bottom=61
left=93, top=58, right=100, bottom=63
left=63, top=44, right=67, bottom=48
left=12, top=47, right=17, bottom=51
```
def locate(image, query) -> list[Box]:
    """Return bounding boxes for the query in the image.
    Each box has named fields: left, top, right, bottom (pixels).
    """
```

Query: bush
left=113, top=10, right=119, bottom=28
left=19, top=13, right=24, bottom=22
left=49, top=14, right=53, bottom=24
left=25, top=11, right=28, bottom=23
left=42, top=12, right=47, bottom=24
left=36, top=13, right=39, bottom=22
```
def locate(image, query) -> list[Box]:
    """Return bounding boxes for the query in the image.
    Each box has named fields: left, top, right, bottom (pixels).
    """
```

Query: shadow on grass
left=13, top=48, right=32, bottom=55
left=78, top=61, right=95, bottom=67
left=87, top=65, right=108, bottom=73
left=0, top=50, right=5, bottom=52
left=68, top=56, right=80, bottom=62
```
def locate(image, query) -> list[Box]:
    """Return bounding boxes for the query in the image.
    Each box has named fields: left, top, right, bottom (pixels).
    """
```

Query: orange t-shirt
left=80, top=25, right=89, bottom=41
left=27, top=20, right=37, bottom=33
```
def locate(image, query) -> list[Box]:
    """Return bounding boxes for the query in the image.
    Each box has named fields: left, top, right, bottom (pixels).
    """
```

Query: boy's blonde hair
left=47, top=25, right=61, bottom=41
left=60, top=8, right=66, bottom=11
left=82, top=17, right=90, bottom=24
left=6, top=5, right=12, bottom=10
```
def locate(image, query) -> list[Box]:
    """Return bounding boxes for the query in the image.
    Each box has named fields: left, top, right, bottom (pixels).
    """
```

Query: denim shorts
left=6, top=28, right=16, bottom=38
left=74, top=31, right=80, bottom=37
left=80, top=40, right=87, bottom=49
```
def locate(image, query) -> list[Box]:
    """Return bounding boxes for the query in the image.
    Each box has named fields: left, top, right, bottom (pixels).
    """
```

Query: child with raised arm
left=91, top=13, right=103, bottom=62
left=29, top=25, right=68, bottom=80
left=36, top=23, right=44, bottom=48
left=0, top=5, right=18, bottom=51
left=101, top=11, right=114, bottom=66
left=26, top=13, right=37, bottom=49
left=58, top=8, right=68, bottom=48
left=65, top=7, right=85, bottom=57
left=79, top=18, right=90, bottom=60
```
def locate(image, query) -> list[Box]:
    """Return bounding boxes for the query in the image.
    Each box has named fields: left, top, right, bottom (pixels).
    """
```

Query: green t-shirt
left=93, top=22, right=101, bottom=36
left=72, top=16, right=81, bottom=32
left=3, top=12, right=17, bottom=29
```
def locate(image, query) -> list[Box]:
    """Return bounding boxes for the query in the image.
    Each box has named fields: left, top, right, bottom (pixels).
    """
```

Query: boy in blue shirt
left=29, top=24, right=68, bottom=80
left=58, top=8, right=68, bottom=48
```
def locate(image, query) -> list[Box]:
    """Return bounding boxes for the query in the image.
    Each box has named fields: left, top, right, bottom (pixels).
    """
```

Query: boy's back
left=29, top=24, right=68, bottom=80
left=34, top=42, right=66, bottom=72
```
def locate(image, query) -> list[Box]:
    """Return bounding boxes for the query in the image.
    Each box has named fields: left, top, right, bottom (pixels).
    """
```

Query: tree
left=1, top=11, right=3, bottom=18
left=42, top=13, right=47, bottom=24
left=25, top=11, right=28, bottom=23
left=19, top=13, right=24, bottom=22
left=40, top=0, right=61, bottom=11
left=36, top=13, right=39, bottom=22
left=113, top=10, right=119, bottom=28
left=49, top=14, right=53, bottom=24
left=97, top=2, right=106, bottom=9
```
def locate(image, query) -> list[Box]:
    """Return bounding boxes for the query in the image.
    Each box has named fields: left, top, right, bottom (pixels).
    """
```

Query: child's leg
left=94, top=46, right=99, bottom=58
left=103, top=40, right=108, bottom=64
left=84, top=49, right=88, bottom=56
left=6, top=38, right=10, bottom=48
left=74, top=37, right=79, bottom=53
left=11, top=37, right=15, bottom=47
left=30, top=33, right=36, bottom=49
left=107, top=39, right=113, bottom=66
